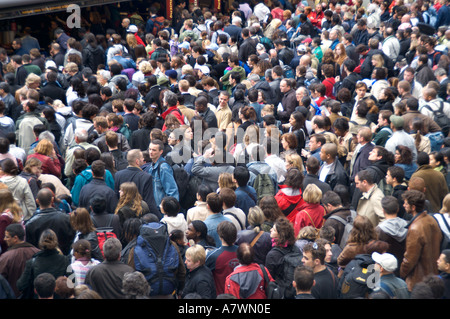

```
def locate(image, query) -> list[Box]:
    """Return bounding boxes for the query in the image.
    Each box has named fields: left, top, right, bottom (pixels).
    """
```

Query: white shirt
left=319, top=162, right=333, bottom=182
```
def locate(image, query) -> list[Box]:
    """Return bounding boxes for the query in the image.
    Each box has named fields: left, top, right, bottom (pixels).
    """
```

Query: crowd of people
left=0, top=0, right=449, bottom=300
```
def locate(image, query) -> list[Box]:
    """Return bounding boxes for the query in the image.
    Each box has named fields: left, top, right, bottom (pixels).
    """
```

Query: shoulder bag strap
left=250, top=231, right=264, bottom=247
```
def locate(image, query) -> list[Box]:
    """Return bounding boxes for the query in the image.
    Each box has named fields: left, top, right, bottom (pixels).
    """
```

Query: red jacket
left=274, top=186, right=306, bottom=224
left=309, top=11, right=324, bottom=29
left=224, top=263, right=274, bottom=299
left=293, top=202, right=327, bottom=237
left=27, top=153, right=61, bottom=178
left=161, top=106, right=185, bottom=131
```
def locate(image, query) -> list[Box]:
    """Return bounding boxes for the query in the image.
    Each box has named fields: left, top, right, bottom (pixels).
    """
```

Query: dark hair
left=293, top=265, right=315, bottom=291
left=206, top=192, right=223, bottom=213
left=161, top=196, right=181, bottom=217
left=402, top=189, right=426, bottom=212
left=217, top=220, right=237, bottom=246
left=233, top=166, right=250, bottom=187
left=284, top=168, right=304, bottom=189
left=236, top=242, right=255, bottom=265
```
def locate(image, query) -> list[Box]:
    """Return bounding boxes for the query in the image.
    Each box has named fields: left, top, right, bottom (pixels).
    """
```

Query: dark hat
left=165, top=70, right=178, bottom=80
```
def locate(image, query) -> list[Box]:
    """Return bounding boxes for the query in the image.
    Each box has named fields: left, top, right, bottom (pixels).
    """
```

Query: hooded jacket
left=376, top=217, right=408, bottom=275
left=275, top=186, right=306, bottom=223
left=225, top=263, right=273, bottom=299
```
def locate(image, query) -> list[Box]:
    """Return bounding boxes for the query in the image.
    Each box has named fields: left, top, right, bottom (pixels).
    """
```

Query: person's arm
left=160, top=162, right=179, bottom=200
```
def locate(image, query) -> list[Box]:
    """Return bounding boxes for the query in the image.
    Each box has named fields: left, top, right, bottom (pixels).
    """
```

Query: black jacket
left=40, top=81, right=67, bottom=105
left=114, top=166, right=159, bottom=218
left=78, top=178, right=119, bottom=214
left=181, top=265, right=216, bottom=299
left=24, top=207, right=75, bottom=255
left=320, top=158, right=349, bottom=191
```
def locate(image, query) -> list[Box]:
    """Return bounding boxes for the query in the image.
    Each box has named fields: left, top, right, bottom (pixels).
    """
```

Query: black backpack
left=271, top=245, right=303, bottom=299
left=422, top=102, right=450, bottom=137
left=339, top=254, right=376, bottom=299
left=157, top=160, right=189, bottom=201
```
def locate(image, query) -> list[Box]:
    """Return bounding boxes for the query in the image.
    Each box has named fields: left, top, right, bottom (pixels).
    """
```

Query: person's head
left=122, top=271, right=151, bottom=299
left=386, top=165, right=405, bottom=186
left=381, top=196, right=399, bottom=217
left=149, top=139, right=164, bottom=162
left=160, top=196, right=180, bottom=217
left=185, top=244, right=206, bottom=271
left=284, top=168, right=304, bottom=190
left=217, top=220, right=237, bottom=246
left=319, top=142, right=338, bottom=164
left=309, top=134, right=326, bottom=152
left=34, top=273, right=56, bottom=299
left=36, top=188, right=55, bottom=209
left=90, top=194, right=107, bottom=214
left=71, top=239, right=92, bottom=261
left=38, top=229, right=59, bottom=251
left=270, top=217, right=296, bottom=247
left=302, top=184, right=322, bottom=204
left=302, top=242, right=326, bottom=270
left=348, top=215, right=377, bottom=244
left=91, top=159, right=105, bottom=179
left=372, top=252, right=398, bottom=274
left=102, top=237, right=122, bottom=262
left=429, top=151, right=445, bottom=169
left=402, top=190, right=426, bottom=215
left=206, top=192, right=223, bottom=213
left=4, top=223, right=25, bottom=247
left=355, top=169, right=375, bottom=193
left=437, top=249, right=450, bottom=274
left=233, top=166, right=250, bottom=187
left=70, top=207, right=96, bottom=234
left=293, top=265, right=315, bottom=293
left=321, top=191, right=342, bottom=213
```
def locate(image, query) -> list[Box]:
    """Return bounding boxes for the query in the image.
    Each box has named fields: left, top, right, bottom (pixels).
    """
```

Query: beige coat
left=356, top=185, right=385, bottom=227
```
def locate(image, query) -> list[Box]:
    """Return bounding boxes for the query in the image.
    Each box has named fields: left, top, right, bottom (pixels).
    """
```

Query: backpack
left=422, top=102, right=450, bottom=138
left=259, top=264, right=284, bottom=299
left=134, top=222, right=180, bottom=296
left=329, top=209, right=357, bottom=250
left=92, top=214, right=117, bottom=258
left=248, top=167, right=276, bottom=201
left=339, top=254, right=376, bottom=299
left=271, top=245, right=303, bottom=299
left=433, top=213, right=450, bottom=251
left=157, top=160, right=189, bottom=202
left=282, top=65, right=295, bottom=79
left=148, top=16, right=165, bottom=36
left=179, top=174, right=202, bottom=210
left=260, top=36, right=274, bottom=52
left=119, top=123, right=132, bottom=142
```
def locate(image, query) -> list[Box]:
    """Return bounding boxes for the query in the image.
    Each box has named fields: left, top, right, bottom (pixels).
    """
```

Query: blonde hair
left=34, top=139, right=54, bottom=156
left=218, top=172, right=236, bottom=190
left=285, top=153, right=304, bottom=171
left=302, top=183, right=323, bottom=204
left=248, top=206, right=265, bottom=232
left=25, top=73, right=41, bottom=86
left=185, top=244, right=206, bottom=265
left=115, top=182, right=144, bottom=217
left=0, top=189, right=22, bottom=222
left=441, top=193, right=450, bottom=214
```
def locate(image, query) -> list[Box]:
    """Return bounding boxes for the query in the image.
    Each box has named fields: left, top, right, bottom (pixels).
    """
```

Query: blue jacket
left=144, top=156, right=179, bottom=206
left=71, top=166, right=115, bottom=206
left=435, top=4, right=450, bottom=29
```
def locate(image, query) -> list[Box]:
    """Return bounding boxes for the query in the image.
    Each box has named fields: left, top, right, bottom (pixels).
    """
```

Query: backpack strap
left=224, top=211, right=244, bottom=230
left=282, top=202, right=298, bottom=217
left=250, top=231, right=264, bottom=247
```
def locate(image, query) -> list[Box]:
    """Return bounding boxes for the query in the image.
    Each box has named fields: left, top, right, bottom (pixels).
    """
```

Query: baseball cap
left=127, top=25, right=138, bottom=33
left=389, top=115, right=404, bottom=129
left=372, top=252, right=398, bottom=272
left=297, top=44, right=307, bottom=52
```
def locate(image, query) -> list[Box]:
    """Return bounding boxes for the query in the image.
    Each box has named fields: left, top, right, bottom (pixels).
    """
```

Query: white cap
left=372, top=252, right=398, bottom=272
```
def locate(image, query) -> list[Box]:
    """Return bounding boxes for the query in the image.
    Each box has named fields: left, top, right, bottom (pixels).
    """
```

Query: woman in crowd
left=26, top=139, right=62, bottom=178
left=115, top=182, right=150, bottom=228
left=16, top=229, right=71, bottom=299
left=0, top=158, right=36, bottom=221
left=0, top=188, right=23, bottom=254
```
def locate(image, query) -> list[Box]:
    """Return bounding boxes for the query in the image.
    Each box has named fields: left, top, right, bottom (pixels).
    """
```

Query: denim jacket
left=145, top=157, right=179, bottom=206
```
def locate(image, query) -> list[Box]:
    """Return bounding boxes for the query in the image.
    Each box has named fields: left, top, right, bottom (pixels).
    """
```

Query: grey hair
left=122, top=271, right=151, bottom=299
left=38, top=131, right=55, bottom=143
left=102, top=237, right=122, bottom=261
left=74, top=128, right=88, bottom=142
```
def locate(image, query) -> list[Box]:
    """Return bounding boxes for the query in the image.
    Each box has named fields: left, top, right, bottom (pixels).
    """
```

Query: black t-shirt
left=311, top=266, right=338, bottom=299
